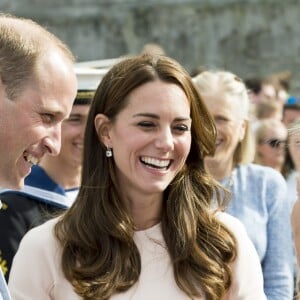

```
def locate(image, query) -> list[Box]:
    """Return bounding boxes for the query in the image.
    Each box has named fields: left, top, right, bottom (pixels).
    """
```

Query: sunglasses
left=260, top=138, right=287, bottom=149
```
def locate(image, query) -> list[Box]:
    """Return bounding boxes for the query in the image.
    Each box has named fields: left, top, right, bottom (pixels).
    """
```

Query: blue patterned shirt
left=222, top=164, right=293, bottom=300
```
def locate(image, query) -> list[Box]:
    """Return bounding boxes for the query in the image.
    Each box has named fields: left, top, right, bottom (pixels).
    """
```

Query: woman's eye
left=215, top=117, right=229, bottom=123
left=138, top=121, right=155, bottom=128
left=174, top=124, right=189, bottom=132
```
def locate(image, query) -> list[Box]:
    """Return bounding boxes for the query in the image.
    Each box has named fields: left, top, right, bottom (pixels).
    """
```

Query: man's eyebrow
left=40, top=105, right=66, bottom=118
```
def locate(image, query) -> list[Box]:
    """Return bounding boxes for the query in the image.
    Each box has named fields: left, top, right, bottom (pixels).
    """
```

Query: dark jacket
left=0, top=165, right=78, bottom=281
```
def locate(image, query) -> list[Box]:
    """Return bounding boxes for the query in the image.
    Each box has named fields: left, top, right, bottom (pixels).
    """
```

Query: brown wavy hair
left=54, top=54, right=237, bottom=300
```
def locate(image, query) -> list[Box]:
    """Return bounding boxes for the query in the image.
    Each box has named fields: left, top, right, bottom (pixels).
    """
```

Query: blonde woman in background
left=254, top=118, right=288, bottom=174
left=284, top=119, right=300, bottom=298
left=285, top=119, right=300, bottom=209
left=193, top=70, right=294, bottom=300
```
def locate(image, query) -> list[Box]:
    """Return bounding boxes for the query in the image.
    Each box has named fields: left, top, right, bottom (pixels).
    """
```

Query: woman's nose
left=154, top=128, right=174, bottom=152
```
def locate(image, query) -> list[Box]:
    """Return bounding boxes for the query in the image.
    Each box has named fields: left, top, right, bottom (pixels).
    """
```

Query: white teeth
left=25, top=154, right=39, bottom=165
left=141, top=156, right=170, bottom=168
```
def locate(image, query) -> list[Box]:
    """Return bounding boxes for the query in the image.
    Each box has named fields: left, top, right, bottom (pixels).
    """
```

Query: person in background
left=0, top=13, right=77, bottom=300
left=245, top=71, right=291, bottom=106
left=253, top=114, right=295, bottom=295
left=244, top=76, right=276, bottom=105
left=291, top=175, right=300, bottom=300
left=193, top=70, right=294, bottom=300
left=250, top=100, right=283, bottom=133
left=254, top=118, right=288, bottom=175
left=140, top=43, right=166, bottom=56
left=283, top=118, right=300, bottom=298
left=268, top=71, right=291, bottom=105
left=8, top=54, right=266, bottom=299
left=291, top=178, right=300, bottom=300
left=245, top=72, right=291, bottom=124
left=0, top=73, right=99, bottom=281
left=242, top=76, right=273, bottom=125
left=284, top=119, right=300, bottom=210
left=283, top=96, right=300, bottom=127
left=255, top=100, right=283, bottom=121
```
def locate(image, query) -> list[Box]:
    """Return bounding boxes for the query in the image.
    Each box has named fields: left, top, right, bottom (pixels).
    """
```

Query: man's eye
left=42, top=114, right=54, bottom=123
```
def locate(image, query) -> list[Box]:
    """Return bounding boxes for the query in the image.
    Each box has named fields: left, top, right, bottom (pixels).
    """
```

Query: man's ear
left=0, top=76, right=7, bottom=100
left=94, top=113, right=112, bottom=147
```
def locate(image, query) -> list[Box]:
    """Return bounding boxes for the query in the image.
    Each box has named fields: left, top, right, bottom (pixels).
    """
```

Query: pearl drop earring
left=106, top=146, right=112, bottom=157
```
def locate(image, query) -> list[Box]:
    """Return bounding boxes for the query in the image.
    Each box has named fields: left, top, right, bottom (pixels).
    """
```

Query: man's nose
left=43, top=126, right=62, bottom=156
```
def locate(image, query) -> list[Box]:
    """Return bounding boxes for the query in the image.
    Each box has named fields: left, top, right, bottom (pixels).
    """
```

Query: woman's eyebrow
left=133, top=113, right=191, bottom=122
left=133, top=113, right=159, bottom=119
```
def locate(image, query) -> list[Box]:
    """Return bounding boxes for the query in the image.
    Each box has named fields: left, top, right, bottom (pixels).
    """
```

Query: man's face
left=58, top=104, right=90, bottom=168
left=0, top=50, right=77, bottom=188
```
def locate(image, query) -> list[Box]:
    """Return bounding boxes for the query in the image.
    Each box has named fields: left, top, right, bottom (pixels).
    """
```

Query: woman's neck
left=205, top=159, right=234, bottom=180
left=123, top=192, right=163, bottom=231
